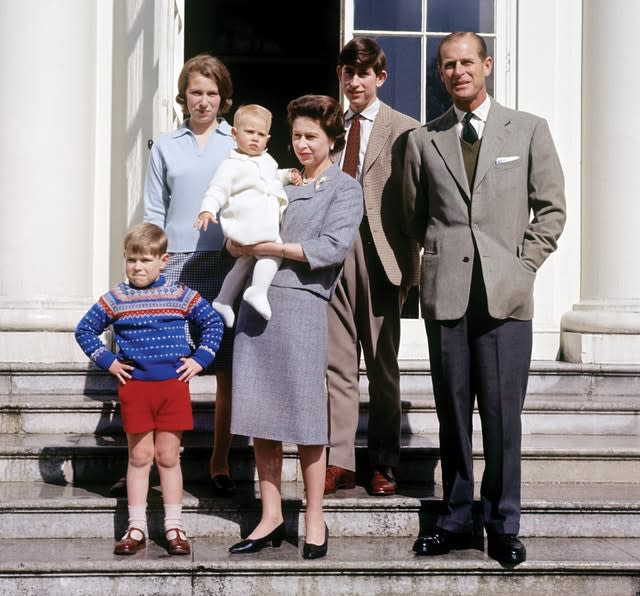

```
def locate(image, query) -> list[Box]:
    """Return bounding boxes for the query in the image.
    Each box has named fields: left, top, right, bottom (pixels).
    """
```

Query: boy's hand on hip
left=108, top=360, right=134, bottom=384
left=177, top=357, right=203, bottom=382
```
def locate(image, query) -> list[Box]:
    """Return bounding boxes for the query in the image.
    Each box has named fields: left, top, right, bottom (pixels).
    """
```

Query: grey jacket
left=273, top=163, right=364, bottom=301
left=404, top=100, right=566, bottom=321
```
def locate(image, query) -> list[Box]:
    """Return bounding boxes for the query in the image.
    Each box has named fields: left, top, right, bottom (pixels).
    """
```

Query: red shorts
left=118, top=378, right=193, bottom=434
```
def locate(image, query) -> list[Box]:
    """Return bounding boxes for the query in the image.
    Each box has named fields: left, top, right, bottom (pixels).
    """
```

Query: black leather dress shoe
left=228, top=522, right=286, bottom=554
left=413, top=528, right=473, bottom=556
left=302, top=524, right=328, bottom=559
left=487, top=534, right=526, bottom=565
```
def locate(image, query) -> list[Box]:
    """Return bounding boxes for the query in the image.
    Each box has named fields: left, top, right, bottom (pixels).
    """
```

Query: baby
left=196, top=104, right=300, bottom=326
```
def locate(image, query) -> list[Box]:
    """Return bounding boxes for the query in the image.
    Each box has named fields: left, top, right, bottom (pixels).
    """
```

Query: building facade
left=0, top=0, right=636, bottom=366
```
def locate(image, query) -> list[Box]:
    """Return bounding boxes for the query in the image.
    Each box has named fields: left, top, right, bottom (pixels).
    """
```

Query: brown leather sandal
left=165, top=527, right=191, bottom=555
left=114, top=527, right=146, bottom=555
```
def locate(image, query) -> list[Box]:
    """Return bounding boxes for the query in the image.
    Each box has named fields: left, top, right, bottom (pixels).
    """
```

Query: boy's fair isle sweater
left=75, top=276, right=224, bottom=381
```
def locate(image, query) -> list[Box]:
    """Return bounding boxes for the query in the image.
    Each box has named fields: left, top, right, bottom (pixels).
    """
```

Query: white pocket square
left=495, top=156, right=520, bottom=164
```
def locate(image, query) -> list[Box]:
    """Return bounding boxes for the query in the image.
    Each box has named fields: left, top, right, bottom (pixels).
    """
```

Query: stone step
left=2, top=390, right=640, bottom=437
left=0, top=535, right=638, bottom=596
left=0, top=480, right=638, bottom=541
left=2, top=361, right=640, bottom=397
left=1, top=431, right=639, bottom=485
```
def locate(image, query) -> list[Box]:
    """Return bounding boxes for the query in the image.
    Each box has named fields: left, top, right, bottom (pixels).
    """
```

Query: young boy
left=75, top=223, right=223, bottom=556
left=195, top=104, right=300, bottom=326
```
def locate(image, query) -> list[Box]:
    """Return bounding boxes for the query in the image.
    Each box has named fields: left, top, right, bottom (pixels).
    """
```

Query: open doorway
left=185, top=0, right=341, bottom=168
left=184, top=0, right=420, bottom=324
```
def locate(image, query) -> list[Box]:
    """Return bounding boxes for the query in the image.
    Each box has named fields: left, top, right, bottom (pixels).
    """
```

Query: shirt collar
left=453, top=95, right=491, bottom=123
left=171, top=118, right=233, bottom=139
left=345, top=98, right=380, bottom=123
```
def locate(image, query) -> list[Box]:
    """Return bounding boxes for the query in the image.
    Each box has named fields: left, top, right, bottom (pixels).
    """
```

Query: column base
left=0, top=331, right=89, bottom=363
left=560, top=301, right=640, bottom=364
left=0, top=299, right=103, bottom=363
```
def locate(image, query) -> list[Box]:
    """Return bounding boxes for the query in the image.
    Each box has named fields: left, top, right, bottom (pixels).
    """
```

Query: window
left=344, top=0, right=515, bottom=123
left=342, top=0, right=515, bottom=333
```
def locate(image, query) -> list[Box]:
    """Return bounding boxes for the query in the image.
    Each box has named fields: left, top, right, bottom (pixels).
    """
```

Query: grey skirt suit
left=231, top=163, right=363, bottom=445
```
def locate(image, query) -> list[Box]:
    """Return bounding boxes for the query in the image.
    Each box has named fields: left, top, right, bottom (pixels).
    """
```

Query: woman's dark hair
left=286, top=94, right=346, bottom=153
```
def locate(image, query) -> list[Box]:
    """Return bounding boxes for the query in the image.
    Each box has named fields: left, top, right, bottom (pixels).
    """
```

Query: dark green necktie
left=462, top=112, right=478, bottom=144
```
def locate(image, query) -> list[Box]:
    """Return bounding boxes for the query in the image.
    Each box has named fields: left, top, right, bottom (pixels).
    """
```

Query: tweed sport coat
left=360, top=102, right=421, bottom=287
left=404, top=99, right=566, bottom=321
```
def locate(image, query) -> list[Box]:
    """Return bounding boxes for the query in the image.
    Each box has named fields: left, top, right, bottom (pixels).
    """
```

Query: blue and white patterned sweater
left=75, top=276, right=224, bottom=381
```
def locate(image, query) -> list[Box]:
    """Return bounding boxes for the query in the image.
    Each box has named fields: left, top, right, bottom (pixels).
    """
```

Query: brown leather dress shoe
left=324, top=465, right=356, bottom=494
left=114, top=527, right=146, bottom=555
left=165, top=528, right=191, bottom=555
left=370, top=466, right=397, bottom=495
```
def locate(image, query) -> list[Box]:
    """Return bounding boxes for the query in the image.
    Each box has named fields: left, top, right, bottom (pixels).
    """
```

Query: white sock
left=211, top=256, right=254, bottom=327
left=212, top=300, right=235, bottom=327
left=242, top=286, right=272, bottom=320
left=164, top=503, right=184, bottom=533
left=242, top=255, right=280, bottom=320
left=127, top=504, right=147, bottom=537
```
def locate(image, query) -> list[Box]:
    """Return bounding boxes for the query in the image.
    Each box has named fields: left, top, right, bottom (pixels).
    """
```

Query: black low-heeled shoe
left=228, top=522, right=286, bottom=554
left=302, top=523, right=328, bottom=560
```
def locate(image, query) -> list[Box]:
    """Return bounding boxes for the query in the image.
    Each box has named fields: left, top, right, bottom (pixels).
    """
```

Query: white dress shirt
left=453, top=95, right=491, bottom=141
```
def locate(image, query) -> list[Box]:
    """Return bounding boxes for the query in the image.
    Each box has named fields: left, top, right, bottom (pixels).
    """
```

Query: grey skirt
left=231, top=285, right=328, bottom=445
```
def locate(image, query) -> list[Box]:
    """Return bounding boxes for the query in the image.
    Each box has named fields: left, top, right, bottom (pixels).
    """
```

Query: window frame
left=340, top=0, right=517, bottom=355
left=342, top=0, right=517, bottom=122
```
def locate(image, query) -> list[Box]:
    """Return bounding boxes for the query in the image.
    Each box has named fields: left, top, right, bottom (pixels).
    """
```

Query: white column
left=0, top=0, right=111, bottom=362
left=517, top=0, right=582, bottom=359
left=560, top=0, right=640, bottom=363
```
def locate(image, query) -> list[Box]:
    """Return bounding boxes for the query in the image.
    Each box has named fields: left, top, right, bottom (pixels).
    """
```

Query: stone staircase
left=0, top=361, right=639, bottom=595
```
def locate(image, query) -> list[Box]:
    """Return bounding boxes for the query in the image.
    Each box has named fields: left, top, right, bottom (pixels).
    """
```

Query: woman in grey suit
left=227, top=95, right=363, bottom=560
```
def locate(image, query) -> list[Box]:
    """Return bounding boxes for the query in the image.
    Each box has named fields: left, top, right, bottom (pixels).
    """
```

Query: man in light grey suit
left=325, top=37, right=421, bottom=496
left=404, top=32, right=566, bottom=564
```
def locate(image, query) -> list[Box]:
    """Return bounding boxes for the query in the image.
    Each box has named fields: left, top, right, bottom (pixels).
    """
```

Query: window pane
left=427, top=0, right=494, bottom=33
left=426, top=36, right=495, bottom=121
left=374, top=36, right=421, bottom=121
left=354, top=0, right=422, bottom=32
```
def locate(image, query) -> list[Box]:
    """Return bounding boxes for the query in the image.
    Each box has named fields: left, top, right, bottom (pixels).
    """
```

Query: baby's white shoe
left=212, top=301, right=235, bottom=327
left=243, top=286, right=272, bottom=320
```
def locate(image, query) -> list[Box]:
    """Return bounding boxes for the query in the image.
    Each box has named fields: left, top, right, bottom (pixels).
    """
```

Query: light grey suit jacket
left=362, top=102, right=421, bottom=287
left=404, top=100, right=566, bottom=321
left=274, top=163, right=364, bottom=301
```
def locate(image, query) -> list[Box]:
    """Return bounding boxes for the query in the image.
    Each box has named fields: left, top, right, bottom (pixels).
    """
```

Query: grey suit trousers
left=326, top=220, right=406, bottom=471
left=427, top=261, right=532, bottom=534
